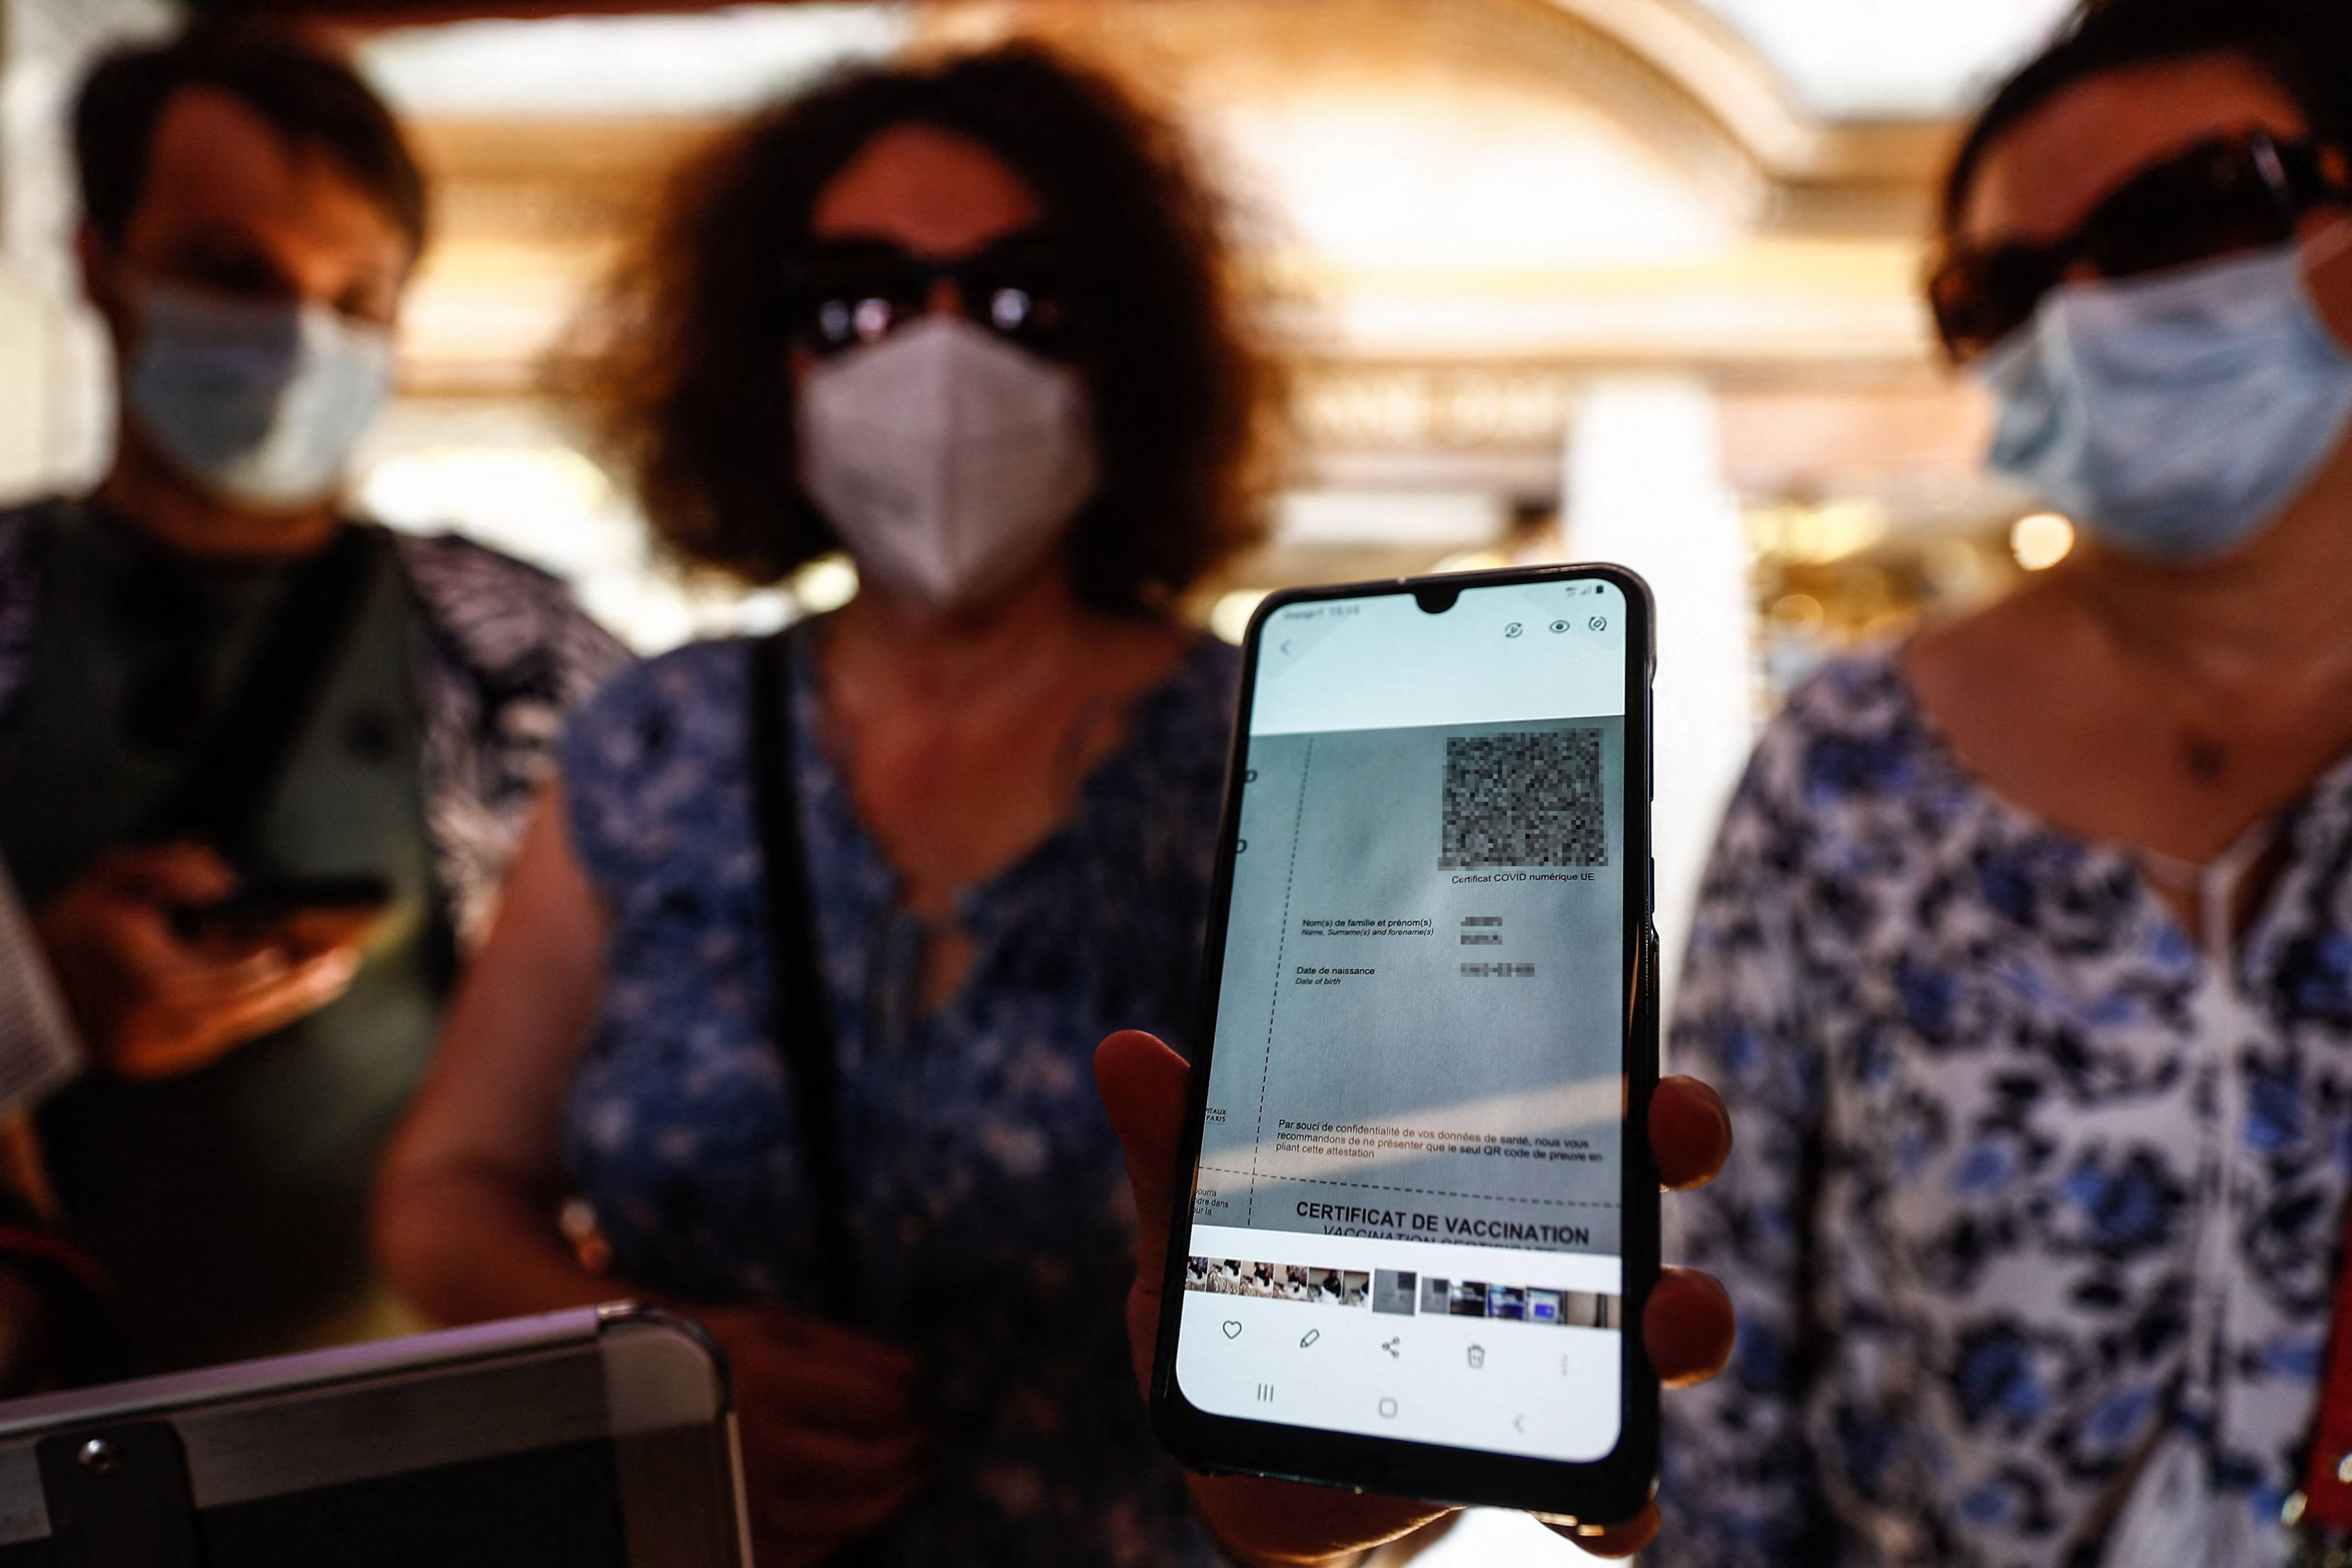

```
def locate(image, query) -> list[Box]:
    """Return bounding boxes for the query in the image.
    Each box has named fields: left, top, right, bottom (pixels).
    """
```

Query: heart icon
left=1221, top=1320, right=1242, bottom=1339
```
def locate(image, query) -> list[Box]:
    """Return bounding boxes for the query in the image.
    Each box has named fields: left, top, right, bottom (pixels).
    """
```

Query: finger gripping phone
left=1152, top=565, right=1660, bottom=1523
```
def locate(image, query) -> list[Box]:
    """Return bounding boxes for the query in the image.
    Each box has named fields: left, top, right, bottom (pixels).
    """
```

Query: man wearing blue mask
left=0, top=28, right=625, bottom=1380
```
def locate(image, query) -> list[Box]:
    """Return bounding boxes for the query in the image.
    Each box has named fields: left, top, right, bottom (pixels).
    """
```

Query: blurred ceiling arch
left=909, top=0, right=1949, bottom=242
left=194, top=0, right=1825, bottom=160
left=316, top=0, right=1964, bottom=401
left=1484, top=0, right=1964, bottom=223
left=203, top=0, right=1958, bottom=237
left=1539, top=0, right=1840, bottom=175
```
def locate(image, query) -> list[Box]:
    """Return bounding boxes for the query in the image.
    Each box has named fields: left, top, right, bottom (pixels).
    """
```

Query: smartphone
left=169, top=873, right=395, bottom=944
left=1151, top=564, right=1659, bottom=1523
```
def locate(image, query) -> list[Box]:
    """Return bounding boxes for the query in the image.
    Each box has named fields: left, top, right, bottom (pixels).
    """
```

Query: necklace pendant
left=2181, top=733, right=2229, bottom=785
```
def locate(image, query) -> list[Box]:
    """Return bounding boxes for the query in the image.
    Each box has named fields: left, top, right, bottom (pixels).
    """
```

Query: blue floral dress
left=1653, top=647, right=2352, bottom=1568
left=557, top=625, right=1237, bottom=1566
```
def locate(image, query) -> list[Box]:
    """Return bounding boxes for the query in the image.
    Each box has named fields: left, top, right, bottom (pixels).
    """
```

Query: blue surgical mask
left=1974, top=234, right=2352, bottom=561
left=123, top=280, right=392, bottom=510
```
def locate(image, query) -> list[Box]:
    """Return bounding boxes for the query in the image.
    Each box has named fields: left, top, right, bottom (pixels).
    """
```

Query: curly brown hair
left=569, top=43, right=1275, bottom=615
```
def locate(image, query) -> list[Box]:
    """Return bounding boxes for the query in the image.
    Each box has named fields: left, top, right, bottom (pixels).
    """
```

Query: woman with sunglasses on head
left=1654, top=3, right=2352, bottom=1566
left=369, top=46, right=1265, bottom=1567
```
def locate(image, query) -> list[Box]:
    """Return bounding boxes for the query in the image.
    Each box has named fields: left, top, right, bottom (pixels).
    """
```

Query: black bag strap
left=747, top=628, right=864, bottom=1320
left=137, top=523, right=381, bottom=859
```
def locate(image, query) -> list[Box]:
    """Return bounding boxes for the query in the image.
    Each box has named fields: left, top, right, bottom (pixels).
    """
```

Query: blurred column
left=1563, top=377, right=1754, bottom=1027
left=0, top=0, right=172, bottom=499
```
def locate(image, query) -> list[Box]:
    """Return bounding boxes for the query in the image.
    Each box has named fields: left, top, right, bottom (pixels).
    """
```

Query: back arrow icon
left=1513, top=1413, right=1526, bottom=1433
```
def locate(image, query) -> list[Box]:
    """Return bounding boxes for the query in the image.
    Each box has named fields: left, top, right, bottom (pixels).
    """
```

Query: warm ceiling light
left=1209, top=590, right=1270, bottom=646
left=2010, top=512, right=2075, bottom=571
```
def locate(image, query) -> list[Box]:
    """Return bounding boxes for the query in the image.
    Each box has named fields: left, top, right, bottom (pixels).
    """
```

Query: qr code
left=1440, top=729, right=1606, bottom=868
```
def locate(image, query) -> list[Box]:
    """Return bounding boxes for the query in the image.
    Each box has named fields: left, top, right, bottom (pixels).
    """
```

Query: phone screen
left=1171, top=573, right=1642, bottom=1469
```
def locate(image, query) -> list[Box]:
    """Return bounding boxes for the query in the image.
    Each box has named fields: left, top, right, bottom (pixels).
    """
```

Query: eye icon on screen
left=1547, top=620, right=1570, bottom=635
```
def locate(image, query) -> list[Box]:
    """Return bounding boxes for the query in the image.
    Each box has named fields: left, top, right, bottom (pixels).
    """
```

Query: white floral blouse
left=1652, top=647, right=2352, bottom=1568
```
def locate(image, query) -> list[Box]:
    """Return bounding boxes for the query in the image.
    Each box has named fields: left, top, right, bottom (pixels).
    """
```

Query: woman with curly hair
left=374, top=44, right=1273, bottom=1566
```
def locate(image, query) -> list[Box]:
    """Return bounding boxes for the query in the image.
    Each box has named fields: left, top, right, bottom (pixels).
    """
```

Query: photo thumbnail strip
left=1186, top=1257, right=1621, bottom=1326
left=1183, top=1258, right=1368, bottom=1304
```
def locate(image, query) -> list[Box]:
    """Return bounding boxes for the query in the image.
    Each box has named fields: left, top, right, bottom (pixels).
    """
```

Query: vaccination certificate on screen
left=1175, top=578, right=1631, bottom=1463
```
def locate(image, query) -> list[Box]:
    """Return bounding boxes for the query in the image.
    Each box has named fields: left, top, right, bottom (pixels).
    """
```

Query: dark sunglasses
left=781, top=231, right=1079, bottom=360
left=1929, top=132, right=2352, bottom=364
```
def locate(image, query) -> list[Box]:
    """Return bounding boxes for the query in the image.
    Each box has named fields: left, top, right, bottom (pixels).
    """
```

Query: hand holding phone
left=1097, top=1030, right=1734, bottom=1558
left=1148, top=567, right=1683, bottom=1525
left=37, top=849, right=370, bottom=1081
left=168, top=872, right=394, bottom=947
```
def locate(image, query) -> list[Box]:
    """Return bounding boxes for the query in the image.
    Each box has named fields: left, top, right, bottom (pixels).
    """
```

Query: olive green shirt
left=0, top=504, right=446, bottom=1371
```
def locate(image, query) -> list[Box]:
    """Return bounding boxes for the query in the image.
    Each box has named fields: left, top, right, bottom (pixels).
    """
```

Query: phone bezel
left=168, top=874, right=396, bottom=943
left=1148, top=562, right=1660, bottom=1522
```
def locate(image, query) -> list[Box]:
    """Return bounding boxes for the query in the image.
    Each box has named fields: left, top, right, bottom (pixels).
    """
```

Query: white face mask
left=795, top=314, right=1099, bottom=611
left=124, top=280, right=392, bottom=511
